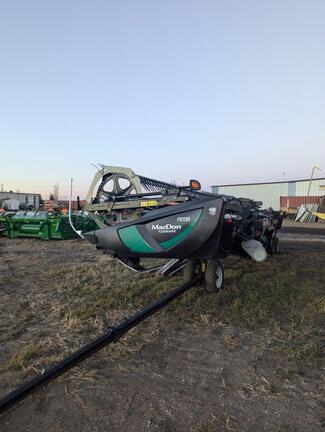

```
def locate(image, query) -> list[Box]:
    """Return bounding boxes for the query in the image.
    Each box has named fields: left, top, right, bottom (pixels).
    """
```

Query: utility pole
left=307, top=166, right=321, bottom=196
left=52, top=183, right=60, bottom=200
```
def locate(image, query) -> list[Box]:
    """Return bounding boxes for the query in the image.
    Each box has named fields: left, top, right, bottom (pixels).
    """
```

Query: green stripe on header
left=119, top=225, right=155, bottom=253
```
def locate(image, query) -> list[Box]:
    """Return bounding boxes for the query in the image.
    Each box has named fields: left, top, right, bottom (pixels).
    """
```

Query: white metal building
left=0, top=191, right=41, bottom=209
left=211, top=177, right=325, bottom=210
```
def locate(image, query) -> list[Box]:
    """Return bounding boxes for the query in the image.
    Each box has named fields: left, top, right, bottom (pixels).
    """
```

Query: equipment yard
left=0, top=234, right=324, bottom=432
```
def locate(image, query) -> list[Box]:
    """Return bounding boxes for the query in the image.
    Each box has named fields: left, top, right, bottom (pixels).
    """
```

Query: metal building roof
left=0, top=191, right=41, bottom=196
left=212, top=177, right=325, bottom=188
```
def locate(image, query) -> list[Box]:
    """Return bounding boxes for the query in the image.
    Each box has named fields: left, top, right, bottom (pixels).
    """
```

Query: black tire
left=271, top=236, right=280, bottom=255
left=205, top=259, right=224, bottom=293
left=183, top=259, right=202, bottom=283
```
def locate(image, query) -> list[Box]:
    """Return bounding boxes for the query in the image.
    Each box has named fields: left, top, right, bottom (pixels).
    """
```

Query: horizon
left=1, top=173, right=325, bottom=200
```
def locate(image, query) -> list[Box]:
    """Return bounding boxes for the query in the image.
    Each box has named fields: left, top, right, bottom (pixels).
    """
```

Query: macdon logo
left=151, top=223, right=182, bottom=231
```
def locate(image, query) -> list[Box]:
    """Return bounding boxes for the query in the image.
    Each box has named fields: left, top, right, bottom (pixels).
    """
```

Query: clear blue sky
left=1, top=0, right=324, bottom=198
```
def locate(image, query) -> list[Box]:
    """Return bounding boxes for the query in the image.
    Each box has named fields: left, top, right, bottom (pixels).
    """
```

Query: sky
left=1, top=0, right=325, bottom=198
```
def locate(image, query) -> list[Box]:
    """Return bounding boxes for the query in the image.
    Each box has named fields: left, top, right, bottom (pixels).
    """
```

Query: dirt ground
left=0, top=234, right=324, bottom=432
left=281, top=219, right=325, bottom=237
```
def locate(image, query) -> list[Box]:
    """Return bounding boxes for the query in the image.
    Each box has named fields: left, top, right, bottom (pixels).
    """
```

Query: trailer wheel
left=205, top=260, right=224, bottom=293
left=183, top=259, right=202, bottom=283
left=271, top=236, right=280, bottom=255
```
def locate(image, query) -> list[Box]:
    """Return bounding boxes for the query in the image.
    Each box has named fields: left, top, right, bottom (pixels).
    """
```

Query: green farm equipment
left=0, top=211, right=97, bottom=240
left=0, top=213, right=11, bottom=236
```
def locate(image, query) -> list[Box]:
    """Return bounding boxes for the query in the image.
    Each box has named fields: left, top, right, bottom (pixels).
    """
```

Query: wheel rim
left=215, top=266, right=223, bottom=289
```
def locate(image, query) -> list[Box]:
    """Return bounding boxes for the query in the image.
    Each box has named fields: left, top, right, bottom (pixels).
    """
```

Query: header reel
left=84, top=165, right=197, bottom=228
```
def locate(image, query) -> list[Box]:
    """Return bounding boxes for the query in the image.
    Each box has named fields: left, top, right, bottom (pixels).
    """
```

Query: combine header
left=83, top=165, right=283, bottom=291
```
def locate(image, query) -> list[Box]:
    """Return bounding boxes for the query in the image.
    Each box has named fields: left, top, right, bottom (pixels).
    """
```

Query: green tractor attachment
left=0, top=211, right=97, bottom=240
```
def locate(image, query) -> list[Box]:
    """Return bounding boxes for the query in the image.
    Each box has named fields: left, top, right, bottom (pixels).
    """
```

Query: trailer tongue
left=0, top=276, right=201, bottom=415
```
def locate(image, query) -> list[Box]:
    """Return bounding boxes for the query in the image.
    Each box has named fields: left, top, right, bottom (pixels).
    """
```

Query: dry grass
left=1, top=244, right=324, bottom=378
left=1, top=343, right=41, bottom=372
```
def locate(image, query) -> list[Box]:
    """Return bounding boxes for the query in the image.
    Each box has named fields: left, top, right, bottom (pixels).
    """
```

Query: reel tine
left=138, top=175, right=176, bottom=192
